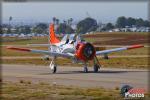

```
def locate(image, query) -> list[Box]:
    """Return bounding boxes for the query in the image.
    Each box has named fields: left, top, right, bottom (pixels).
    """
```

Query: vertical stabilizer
left=49, top=24, right=60, bottom=44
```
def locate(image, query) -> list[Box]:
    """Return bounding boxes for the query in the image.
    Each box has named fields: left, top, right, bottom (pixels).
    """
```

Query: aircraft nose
left=83, top=43, right=95, bottom=59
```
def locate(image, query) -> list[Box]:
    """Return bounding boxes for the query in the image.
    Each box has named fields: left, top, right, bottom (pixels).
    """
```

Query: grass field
left=2, top=37, right=48, bottom=45
left=85, top=32, right=149, bottom=45
left=1, top=81, right=150, bottom=100
left=2, top=32, right=149, bottom=45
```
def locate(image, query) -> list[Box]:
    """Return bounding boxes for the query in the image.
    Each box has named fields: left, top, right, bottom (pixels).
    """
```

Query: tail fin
left=49, top=24, right=60, bottom=44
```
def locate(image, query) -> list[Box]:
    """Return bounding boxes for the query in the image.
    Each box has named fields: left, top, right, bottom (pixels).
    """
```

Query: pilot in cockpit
left=61, top=34, right=83, bottom=45
left=61, top=34, right=75, bottom=44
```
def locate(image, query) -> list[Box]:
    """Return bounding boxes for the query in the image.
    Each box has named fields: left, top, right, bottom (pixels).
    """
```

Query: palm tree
left=68, top=18, right=73, bottom=26
left=52, top=17, right=56, bottom=24
left=8, top=16, right=13, bottom=33
left=55, top=19, right=59, bottom=25
left=63, top=20, right=67, bottom=25
left=70, top=18, right=73, bottom=25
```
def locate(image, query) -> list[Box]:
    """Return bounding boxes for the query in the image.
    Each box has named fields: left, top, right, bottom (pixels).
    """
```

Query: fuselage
left=50, top=34, right=77, bottom=54
left=50, top=43, right=75, bottom=54
left=50, top=34, right=96, bottom=62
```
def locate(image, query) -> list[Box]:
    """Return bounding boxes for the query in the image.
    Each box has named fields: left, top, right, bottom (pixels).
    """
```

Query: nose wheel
left=50, top=64, right=57, bottom=73
left=49, top=57, right=57, bottom=73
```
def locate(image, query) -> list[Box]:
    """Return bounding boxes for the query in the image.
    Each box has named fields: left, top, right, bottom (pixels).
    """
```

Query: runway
left=2, top=64, right=149, bottom=90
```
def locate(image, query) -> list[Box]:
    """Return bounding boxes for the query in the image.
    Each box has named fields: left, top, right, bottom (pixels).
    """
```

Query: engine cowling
left=75, top=42, right=96, bottom=61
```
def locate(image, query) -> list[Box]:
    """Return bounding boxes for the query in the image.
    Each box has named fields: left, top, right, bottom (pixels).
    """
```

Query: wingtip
left=6, top=46, right=31, bottom=52
left=127, top=44, right=144, bottom=49
left=6, top=46, right=13, bottom=49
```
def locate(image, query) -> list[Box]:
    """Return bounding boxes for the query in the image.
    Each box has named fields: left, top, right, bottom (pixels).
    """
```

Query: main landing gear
left=93, top=64, right=99, bottom=73
left=93, top=56, right=101, bottom=73
left=49, top=57, right=57, bottom=73
left=83, top=57, right=101, bottom=73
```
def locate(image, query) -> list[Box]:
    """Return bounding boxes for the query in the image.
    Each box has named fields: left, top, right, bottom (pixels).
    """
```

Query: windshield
left=69, top=34, right=75, bottom=40
left=61, top=34, right=82, bottom=44
left=61, top=34, right=69, bottom=42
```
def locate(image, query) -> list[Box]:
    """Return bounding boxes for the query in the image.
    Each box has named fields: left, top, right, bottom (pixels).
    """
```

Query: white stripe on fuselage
left=50, top=42, right=75, bottom=54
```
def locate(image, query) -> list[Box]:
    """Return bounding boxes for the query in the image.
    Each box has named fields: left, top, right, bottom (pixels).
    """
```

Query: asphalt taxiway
left=2, top=64, right=149, bottom=90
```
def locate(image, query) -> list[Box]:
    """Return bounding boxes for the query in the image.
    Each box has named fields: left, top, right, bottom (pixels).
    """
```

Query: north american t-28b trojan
left=7, top=24, right=144, bottom=73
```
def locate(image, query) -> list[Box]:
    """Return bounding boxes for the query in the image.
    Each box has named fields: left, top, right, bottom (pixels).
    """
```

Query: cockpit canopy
left=61, top=34, right=83, bottom=44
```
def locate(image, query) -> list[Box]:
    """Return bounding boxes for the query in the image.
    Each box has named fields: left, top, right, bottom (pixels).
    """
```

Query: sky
left=2, top=1, right=148, bottom=24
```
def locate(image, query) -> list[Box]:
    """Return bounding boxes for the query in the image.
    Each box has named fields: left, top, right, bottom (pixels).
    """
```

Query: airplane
left=7, top=24, right=144, bottom=73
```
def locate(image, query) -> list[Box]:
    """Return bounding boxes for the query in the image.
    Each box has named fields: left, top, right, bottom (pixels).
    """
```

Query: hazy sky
left=2, top=1, right=148, bottom=24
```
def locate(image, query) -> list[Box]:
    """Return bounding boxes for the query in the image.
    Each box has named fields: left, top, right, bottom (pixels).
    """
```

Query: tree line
left=116, top=16, right=150, bottom=28
left=2, top=16, right=150, bottom=34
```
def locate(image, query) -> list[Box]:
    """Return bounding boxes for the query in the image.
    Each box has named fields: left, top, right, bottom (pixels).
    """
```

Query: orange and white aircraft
left=7, top=24, right=144, bottom=73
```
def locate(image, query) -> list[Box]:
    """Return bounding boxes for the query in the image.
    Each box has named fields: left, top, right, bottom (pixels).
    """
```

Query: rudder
left=49, top=24, right=60, bottom=44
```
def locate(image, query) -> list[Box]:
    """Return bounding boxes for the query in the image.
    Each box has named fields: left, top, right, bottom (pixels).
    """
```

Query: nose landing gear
left=49, top=57, right=57, bottom=73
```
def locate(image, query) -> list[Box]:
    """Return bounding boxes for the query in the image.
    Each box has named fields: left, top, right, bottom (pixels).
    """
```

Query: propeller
left=83, top=43, right=95, bottom=58
left=75, top=42, right=95, bottom=61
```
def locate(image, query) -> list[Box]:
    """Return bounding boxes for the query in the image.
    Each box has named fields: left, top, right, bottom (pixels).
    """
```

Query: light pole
left=8, top=16, right=12, bottom=34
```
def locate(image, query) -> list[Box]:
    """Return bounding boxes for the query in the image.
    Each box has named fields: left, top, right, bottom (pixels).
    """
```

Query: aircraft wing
left=7, top=47, right=74, bottom=58
left=96, top=44, right=144, bottom=55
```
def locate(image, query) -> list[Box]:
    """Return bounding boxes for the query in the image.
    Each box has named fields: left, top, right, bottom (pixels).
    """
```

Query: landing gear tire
left=49, top=56, right=57, bottom=74
left=52, top=65, right=57, bottom=73
left=84, top=67, right=88, bottom=73
left=93, top=64, right=99, bottom=73
left=49, top=60, right=57, bottom=73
